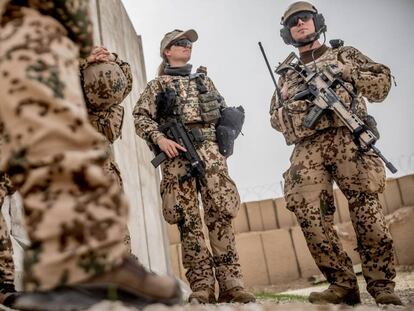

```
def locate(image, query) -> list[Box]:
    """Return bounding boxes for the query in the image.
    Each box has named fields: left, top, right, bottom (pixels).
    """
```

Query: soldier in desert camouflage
left=0, top=1, right=181, bottom=310
left=80, top=45, right=136, bottom=251
left=270, top=1, right=402, bottom=306
left=0, top=171, right=16, bottom=305
left=0, top=44, right=136, bottom=306
left=133, top=29, right=255, bottom=304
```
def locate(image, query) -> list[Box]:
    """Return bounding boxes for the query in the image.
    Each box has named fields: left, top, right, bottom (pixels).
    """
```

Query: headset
left=280, top=8, right=326, bottom=47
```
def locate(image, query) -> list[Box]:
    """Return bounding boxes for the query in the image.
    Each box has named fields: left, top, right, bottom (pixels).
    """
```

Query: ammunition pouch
left=273, top=100, right=332, bottom=145
left=88, top=105, right=124, bottom=143
left=273, top=97, right=370, bottom=145
left=198, top=91, right=222, bottom=124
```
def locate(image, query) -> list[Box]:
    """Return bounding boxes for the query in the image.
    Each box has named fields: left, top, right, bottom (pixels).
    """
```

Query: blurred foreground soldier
left=270, top=1, right=401, bottom=306
left=0, top=1, right=181, bottom=310
left=80, top=46, right=134, bottom=250
left=0, top=46, right=134, bottom=307
left=133, top=29, right=255, bottom=304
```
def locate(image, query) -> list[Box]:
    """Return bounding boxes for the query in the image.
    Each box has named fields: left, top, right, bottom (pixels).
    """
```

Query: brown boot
left=374, top=291, right=403, bottom=305
left=218, top=286, right=256, bottom=303
left=188, top=288, right=216, bottom=304
left=12, top=257, right=182, bottom=311
left=309, top=284, right=361, bottom=305
left=0, top=283, right=19, bottom=307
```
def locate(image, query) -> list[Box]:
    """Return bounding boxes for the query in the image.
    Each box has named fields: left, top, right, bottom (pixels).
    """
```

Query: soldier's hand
left=157, top=137, right=187, bottom=158
left=87, top=46, right=115, bottom=63
left=281, top=82, right=289, bottom=100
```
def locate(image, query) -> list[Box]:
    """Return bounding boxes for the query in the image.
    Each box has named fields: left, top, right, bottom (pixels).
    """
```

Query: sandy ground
left=1, top=269, right=413, bottom=311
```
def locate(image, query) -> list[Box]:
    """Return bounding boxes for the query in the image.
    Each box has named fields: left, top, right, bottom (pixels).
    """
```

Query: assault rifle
left=151, top=92, right=205, bottom=184
left=275, top=52, right=397, bottom=174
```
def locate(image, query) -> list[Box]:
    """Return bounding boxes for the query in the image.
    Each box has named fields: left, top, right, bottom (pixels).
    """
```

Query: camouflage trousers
left=0, top=7, right=129, bottom=291
left=102, top=149, right=134, bottom=253
left=283, top=127, right=396, bottom=297
left=161, top=140, right=244, bottom=292
left=0, top=168, right=16, bottom=285
left=0, top=199, right=14, bottom=285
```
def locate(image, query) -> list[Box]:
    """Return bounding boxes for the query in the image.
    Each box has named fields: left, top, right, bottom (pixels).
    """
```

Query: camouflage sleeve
left=133, top=80, right=165, bottom=144
left=44, top=0, right=94, bottom=58
left=338, top=46, right=391, bottom=103
left=0, top=172, right=16, bottom=206
left=113, top=53, right=133, bottom=99
left=79, top=57, right=88, bottom=71
left=269, top=77, right=284, bottom=132
left=269, top=90, right=281, bottom=131
left=204, top=76, right=227, bottom=108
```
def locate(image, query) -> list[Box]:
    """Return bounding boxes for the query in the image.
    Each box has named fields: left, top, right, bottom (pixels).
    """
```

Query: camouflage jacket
left=0, top=0, right=93, bottom=58
left=269, top=45, right=392, bottom=145
left=80, top=54, right=133, bottom=144
left=133, top=73, right=225, bottom=144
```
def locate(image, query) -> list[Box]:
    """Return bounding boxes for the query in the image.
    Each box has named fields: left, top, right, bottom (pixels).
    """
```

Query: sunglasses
left=285, top=12, right=314, bottom=28
left=170, top=38, right=193, bottom=48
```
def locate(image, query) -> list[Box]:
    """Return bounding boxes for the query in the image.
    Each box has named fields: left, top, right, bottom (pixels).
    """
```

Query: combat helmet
left=82, top=61, right=128, bottom=110
left=280, top=1, right=326, bottom=47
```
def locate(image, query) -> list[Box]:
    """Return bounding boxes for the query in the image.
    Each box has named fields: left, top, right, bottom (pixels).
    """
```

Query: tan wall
left=89, top=0, right=170, bottom=274
left=168, top=174, right=414, bottom=287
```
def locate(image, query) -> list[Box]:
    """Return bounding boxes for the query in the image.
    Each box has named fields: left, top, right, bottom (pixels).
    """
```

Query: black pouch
left=216, top=106, right=245, bottom=157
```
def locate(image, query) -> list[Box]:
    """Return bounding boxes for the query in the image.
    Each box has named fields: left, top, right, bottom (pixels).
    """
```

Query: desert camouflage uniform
left=0, top=169, right=15, bottom=286
left=270, top=45, right=396, bottom=296
left=80, top=54, right=133, bottom=249
left=0, top=1, right=128, bottom=291
left=133, top=73, right=245, bottom=293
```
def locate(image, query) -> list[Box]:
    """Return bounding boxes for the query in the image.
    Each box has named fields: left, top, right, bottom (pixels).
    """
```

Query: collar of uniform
left=165, top=64, right=193, bottom=76
left=299, top=44, right=329, bottom=64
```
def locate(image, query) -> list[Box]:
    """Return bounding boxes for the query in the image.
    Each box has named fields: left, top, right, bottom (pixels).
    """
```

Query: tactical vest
left=156, top=74, right=223, bottom=141
left=273, top=47, right=368, bottom=145
left=87, top=105, right=124, bottom=144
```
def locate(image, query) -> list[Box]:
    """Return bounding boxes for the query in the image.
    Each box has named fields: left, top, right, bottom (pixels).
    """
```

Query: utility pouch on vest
left=198, top=91, right=222, bottom=124
left=199, top=92, right=219, bottom=103
left=88, top=105, right=124, bottom=143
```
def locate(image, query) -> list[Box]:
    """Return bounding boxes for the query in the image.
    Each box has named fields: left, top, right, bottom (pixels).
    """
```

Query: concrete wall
left=168, top=174, right=414, bottom=287
left=89, top=0, right=170, bottom=274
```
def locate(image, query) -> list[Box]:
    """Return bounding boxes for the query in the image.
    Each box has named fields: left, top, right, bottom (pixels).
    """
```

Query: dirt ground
left=1, top=267, right=413, bottom=311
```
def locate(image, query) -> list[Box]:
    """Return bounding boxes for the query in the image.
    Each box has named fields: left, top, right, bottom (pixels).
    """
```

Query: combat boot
left=218, top=286, right=256, bottom=303
left=374, top=291, right=403, bottom=305
left=188, top=288, right=216, bottom=304
left=12, top=256, right=182, bottom=311
left=309, top=284, right=361, bottom=305
left=0, top=283, right=19, bottom=307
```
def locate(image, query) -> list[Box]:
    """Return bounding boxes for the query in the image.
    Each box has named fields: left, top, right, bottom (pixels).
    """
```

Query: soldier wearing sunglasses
left=269, top=1, right=402, bottom=306
left=133, top=29, right=255, bottom=304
